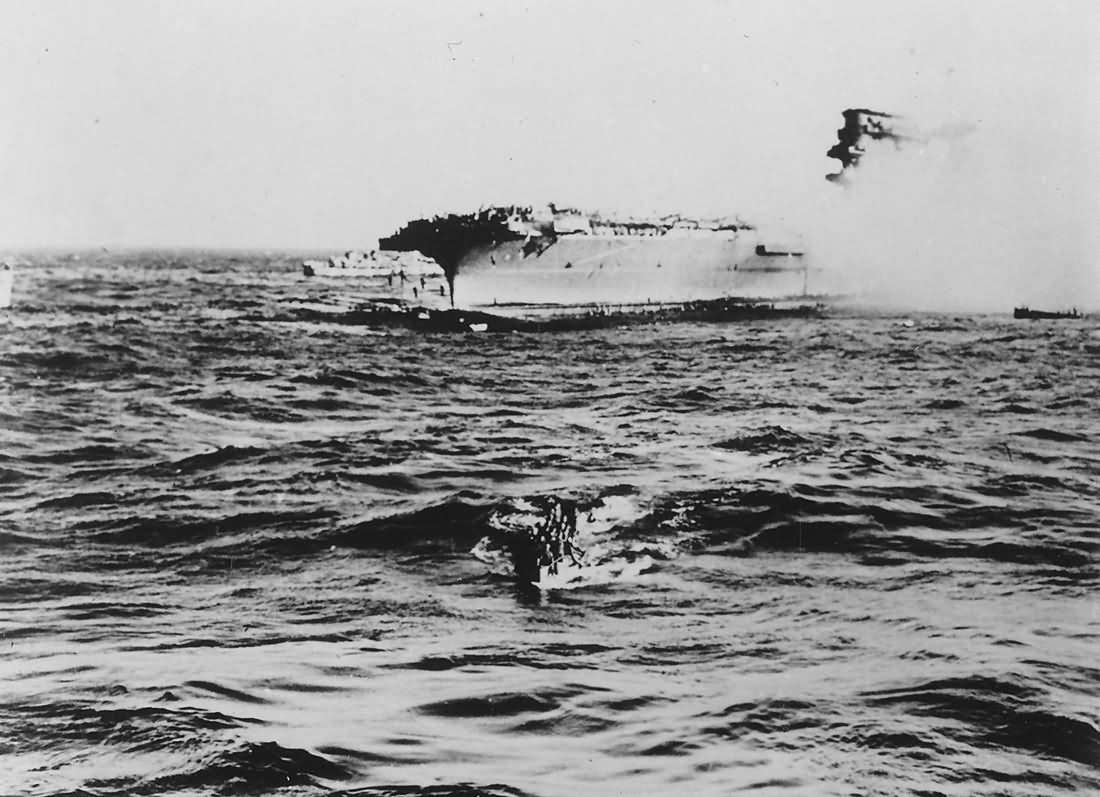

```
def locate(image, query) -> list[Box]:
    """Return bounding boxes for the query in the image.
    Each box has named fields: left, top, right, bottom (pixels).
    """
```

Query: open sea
left=1, top=250, right=1098, bottom=797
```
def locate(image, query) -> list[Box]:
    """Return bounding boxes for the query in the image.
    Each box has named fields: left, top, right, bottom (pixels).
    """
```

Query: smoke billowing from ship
left=378, top=105, right=1096, bottom=315
left=804, top=108, right=1098, bottom=312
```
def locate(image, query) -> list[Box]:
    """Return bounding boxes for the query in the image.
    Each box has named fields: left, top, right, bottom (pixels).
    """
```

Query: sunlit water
left=1, top=251, right=1098, bottom=797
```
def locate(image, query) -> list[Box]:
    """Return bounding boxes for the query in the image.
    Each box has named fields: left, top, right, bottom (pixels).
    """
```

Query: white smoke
left=798, top=113, right=1099, bottom=313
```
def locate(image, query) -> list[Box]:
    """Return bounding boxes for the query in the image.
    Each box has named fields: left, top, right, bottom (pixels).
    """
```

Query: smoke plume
left=800, top=109, right=1099, bottom=313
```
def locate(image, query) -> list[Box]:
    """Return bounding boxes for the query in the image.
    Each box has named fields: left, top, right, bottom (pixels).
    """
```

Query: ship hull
left=450, top=234, right=812, bottom=310
left=1013, top=307, right=1081, bottom=320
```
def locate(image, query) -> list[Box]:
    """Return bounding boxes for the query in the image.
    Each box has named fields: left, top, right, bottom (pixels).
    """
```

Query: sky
left=0, top=0, right=1098, bottom=305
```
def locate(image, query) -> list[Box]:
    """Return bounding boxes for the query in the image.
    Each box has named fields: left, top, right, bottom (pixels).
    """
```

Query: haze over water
left=2, top=253, right=1098, bottom=796
left=802, top=113, right=1099, bottom=313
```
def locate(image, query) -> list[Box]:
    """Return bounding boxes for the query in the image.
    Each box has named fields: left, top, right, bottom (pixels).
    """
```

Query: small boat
left=478, top=496, right=590, bottom=586
left=471, top=494, right=662, bottom=590
left=1013, top=306, right=1081, bottom=320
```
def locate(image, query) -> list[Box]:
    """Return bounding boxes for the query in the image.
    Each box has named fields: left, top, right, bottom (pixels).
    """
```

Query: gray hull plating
left=453, top=233, right=810, bottom=309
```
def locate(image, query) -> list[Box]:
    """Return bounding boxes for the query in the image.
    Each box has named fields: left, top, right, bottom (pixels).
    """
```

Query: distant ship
left=0, top=263, right=13, bottom=309
left=1013, top=306, right=1082, bottom=320
left=376, top=109, right=897, bottom=314
left=302, top=249, right=444, bottom=280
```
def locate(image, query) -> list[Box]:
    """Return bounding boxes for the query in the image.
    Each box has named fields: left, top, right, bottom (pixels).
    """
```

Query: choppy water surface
left=1, top=251, right=1098, bottom=797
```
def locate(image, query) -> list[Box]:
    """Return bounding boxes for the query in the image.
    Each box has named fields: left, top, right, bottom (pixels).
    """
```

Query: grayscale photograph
left=1, top=2, right=1097, bottom=795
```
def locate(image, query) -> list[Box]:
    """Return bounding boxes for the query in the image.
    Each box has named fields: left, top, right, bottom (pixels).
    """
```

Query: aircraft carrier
left=371, top=109, right=901, bottom=317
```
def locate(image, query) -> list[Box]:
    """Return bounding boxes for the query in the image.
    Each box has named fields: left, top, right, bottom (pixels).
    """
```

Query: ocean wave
left=712, top=425, right=815, bottom=454
left=631, top=481, right=1098, bottom=568
left=0, top=529, right=51, bottom=551
left=1013, top=428, right=1091, bottom=443
left=35, top=491, right=119, bottom=510
left=416, top=687, right=580, bottom=719
left=56, top=474, right=1093, bottom=579
left=26, top=444, right=152, bottom=465
left=141, top=445, right=268, bottom=475
left=863, top=675, right=1100, bottom=767
left=177, top=395, right=310, bottom=424
left=328, top=785, right=535, bottom=797
left=127, top=634, right=353, bottom=656
left=82, top=508, right=336, bottom=548
left=0, top=697, right=256, bottom=751
left=60, top=600, right=176, bottom=622
left=328, top=500, right=493, bottom=551
left=125, top=740, right=352, bottom=795
left=696, top=697, right=826, bottom=740
left=0, top=576, right=102, bottom=603
left=289, top=368, right=431, bottom=390
left=390, top=642, right=616, bottom=673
